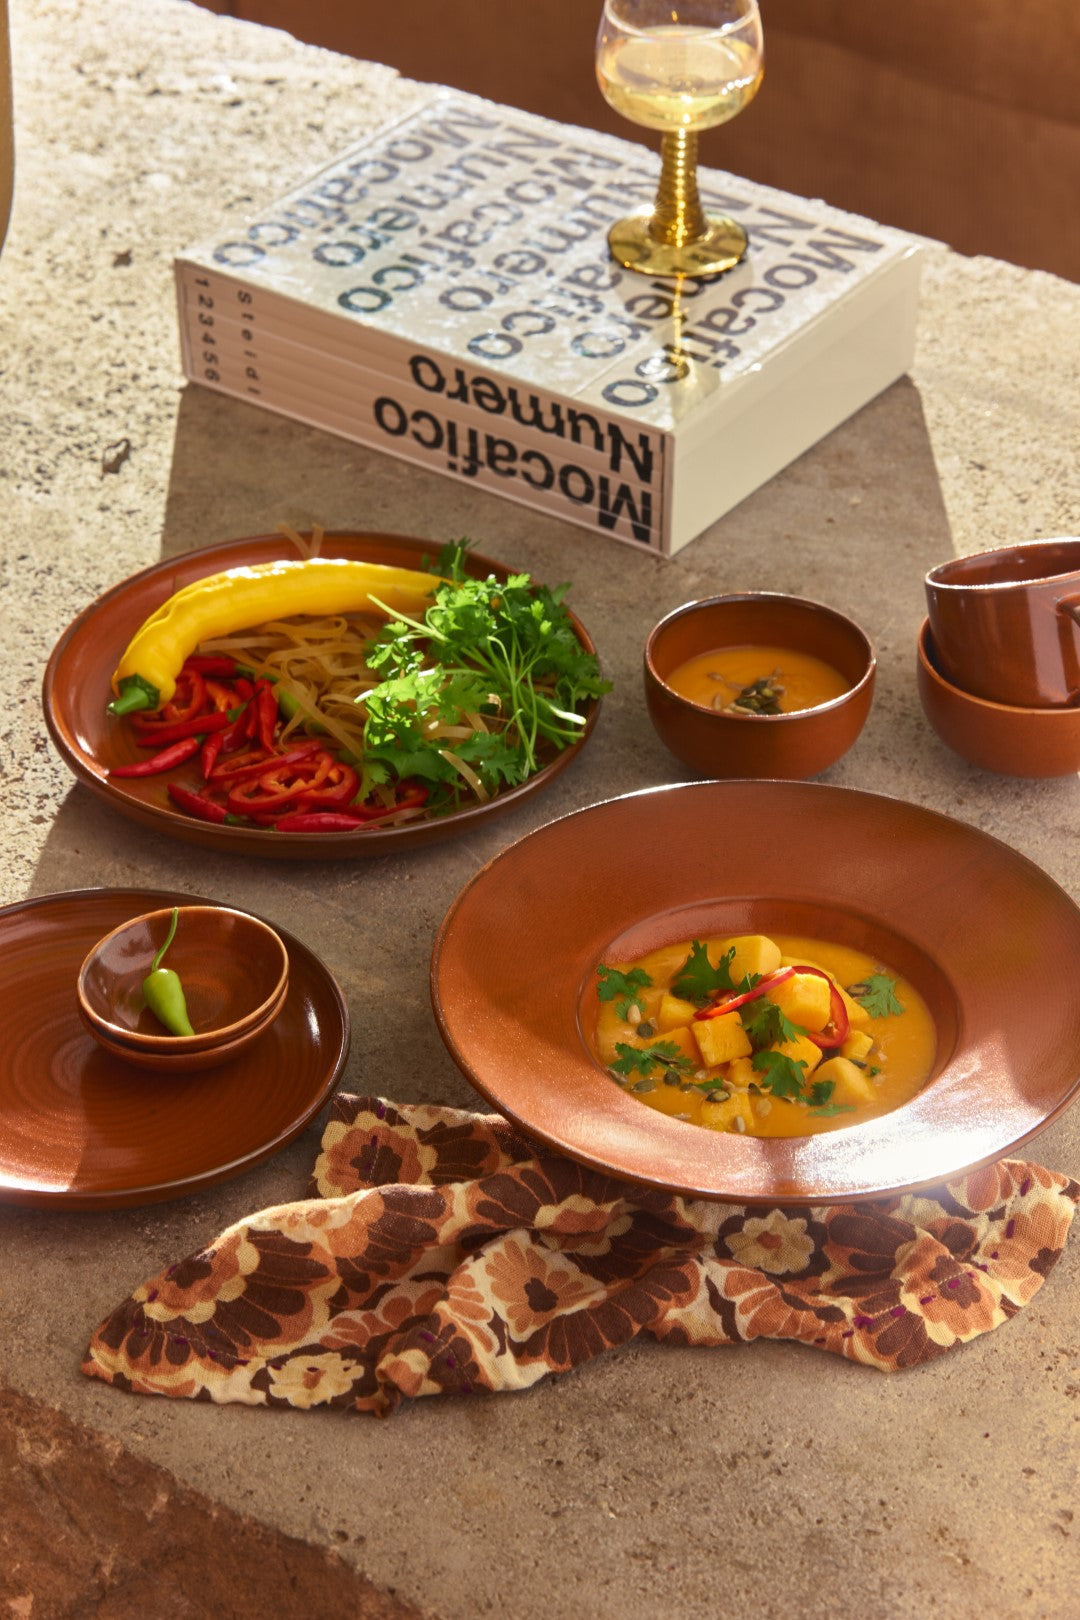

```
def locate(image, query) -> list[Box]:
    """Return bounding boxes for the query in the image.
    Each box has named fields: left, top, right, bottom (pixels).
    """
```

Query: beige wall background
left=193, top=0, right=1080, bottom=283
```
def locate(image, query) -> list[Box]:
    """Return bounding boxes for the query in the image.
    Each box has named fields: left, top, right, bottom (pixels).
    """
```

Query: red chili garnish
left=208, top=738, right=324, bottom=788
left=203, top=677, right=244, bottom=713
left=110, top=736, right=202, bottom=777
left=255, top=680, right=278, bottom=752
left=353, top=782, right=430, bottom=820
left=272, top=811, right=369, bottom=833
left=130, top=709, right=233, bottom=746
left=225, top=751, right=336, bottom=817
left=694, top=966, right=796, bottom=1021
left=128, top=669, right=207, bottom=733
left=166, top=783, right=231, bottom=823
left=294, top=761, right=359, bottom=810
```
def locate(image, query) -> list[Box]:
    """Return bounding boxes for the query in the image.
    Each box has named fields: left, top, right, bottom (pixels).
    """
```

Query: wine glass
left=596, top=0, right=764, bottom=279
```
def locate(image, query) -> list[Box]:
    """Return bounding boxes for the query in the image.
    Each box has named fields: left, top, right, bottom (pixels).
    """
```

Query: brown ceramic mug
left=924, top=537, right=1080, bottom=707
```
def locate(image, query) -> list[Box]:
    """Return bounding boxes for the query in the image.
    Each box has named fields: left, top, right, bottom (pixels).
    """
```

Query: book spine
left=175, top=261, right=667, bottom=552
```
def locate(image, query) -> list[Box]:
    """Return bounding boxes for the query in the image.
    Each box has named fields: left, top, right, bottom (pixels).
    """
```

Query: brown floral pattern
left=82, top=1096, right=1080, bottom=1416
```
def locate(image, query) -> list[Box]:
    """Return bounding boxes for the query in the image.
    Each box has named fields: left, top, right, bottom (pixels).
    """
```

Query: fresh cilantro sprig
left=671, top=942, right=756, bottom=1006
left=358, top=543, right=610, bottom=811
left=848, top=974, right=905, bottom=1018
left=741, top=999, right=806, bottom=1050
left=597, top=963, right=653, bottom=1021
left=752, top=1049, right=809, bottom=1100
left=610, top=1041, right=692, bottom=1080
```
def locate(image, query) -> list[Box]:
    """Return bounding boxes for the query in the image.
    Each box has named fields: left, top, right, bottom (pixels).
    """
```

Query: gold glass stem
left=606, top=125, right=750, bottom=279
left=650, top=129, right=706, bottom=248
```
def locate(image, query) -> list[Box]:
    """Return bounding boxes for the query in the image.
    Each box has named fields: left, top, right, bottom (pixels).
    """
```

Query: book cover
left=176, top=88, right=922, bottom=553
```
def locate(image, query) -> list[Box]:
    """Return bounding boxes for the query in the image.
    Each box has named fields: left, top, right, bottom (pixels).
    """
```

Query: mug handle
left=1059, top=595, right=1080, bottom=628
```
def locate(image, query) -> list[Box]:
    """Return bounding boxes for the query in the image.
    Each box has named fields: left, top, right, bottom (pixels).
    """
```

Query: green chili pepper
left=142, top=907, right=195, bottom=1036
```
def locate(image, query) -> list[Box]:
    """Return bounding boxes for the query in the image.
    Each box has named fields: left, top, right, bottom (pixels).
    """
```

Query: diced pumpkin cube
left=769, top=971, right=832, bottom=1032
left=814, top=1055, right=878, bottom=1106
left=838, top=985, right=870, bottom=1028
left=656, top=991, right=700, bottom=1033
left=772, top=1031, right=823, bottom=1078
left=700, top=1090, right=755, bottom=1134
left=692, top=1011, right=752, bottom=1068
left=641, top=1025, right=699, bottom=1066
left=726, top=1056, right=757, bottom=1090
left=783, top=954, right=870, bottom=1027
left=840, top=1029, right=874, bottom=1063
left=719, top=933, right=782, bottom=984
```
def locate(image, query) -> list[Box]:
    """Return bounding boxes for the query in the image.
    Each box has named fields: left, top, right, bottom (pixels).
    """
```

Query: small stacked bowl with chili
left=77, top=904, right=289, bottom=1073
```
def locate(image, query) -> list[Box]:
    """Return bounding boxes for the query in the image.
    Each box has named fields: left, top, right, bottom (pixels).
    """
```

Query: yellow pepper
left=108, top=556, right=440, bottom=714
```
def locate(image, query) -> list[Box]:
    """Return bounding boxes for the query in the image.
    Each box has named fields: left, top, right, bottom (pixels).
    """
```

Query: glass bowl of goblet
left=596, top=0, right=763, bottom=278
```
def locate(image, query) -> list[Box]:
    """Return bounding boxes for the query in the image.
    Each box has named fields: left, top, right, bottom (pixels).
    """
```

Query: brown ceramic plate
left=43, top=532, right=601, bottom=860
left=0, top=888, right=349, bottom=1209
left=431, top=781, right=1080, bottom=1204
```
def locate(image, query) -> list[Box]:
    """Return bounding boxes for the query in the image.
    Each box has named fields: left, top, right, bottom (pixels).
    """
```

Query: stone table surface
left=2, top=1, right=1079, bottom=1616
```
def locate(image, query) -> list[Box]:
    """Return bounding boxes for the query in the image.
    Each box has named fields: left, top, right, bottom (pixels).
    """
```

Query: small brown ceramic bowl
left=917, top=619, right=1080, bottom=776
left=77, top=904, right=290, bottom=1064
left=644, top=593, right=875, bottom=780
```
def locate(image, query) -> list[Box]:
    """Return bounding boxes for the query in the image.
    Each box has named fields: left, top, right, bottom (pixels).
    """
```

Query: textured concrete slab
left=1, top=2, right=1079, bottom=1618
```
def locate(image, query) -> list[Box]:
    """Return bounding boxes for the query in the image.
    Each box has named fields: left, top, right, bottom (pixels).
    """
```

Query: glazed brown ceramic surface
left=644, top=594, right=875, bottom=780
left=925, top=537, right=1080, bottom=707
left=0, top=889, right=349, bottom=1208
left=78, top=904, right=289, bottom=1050
left=917, top=620, right=1080, bottom=777
left=431, top=782, right=1080, bottom=1205
left=43, top=533, right=601, bottom=860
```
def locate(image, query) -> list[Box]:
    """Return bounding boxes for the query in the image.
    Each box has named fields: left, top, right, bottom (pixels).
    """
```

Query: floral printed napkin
left=83, top=1095, right=1079, bottom=1416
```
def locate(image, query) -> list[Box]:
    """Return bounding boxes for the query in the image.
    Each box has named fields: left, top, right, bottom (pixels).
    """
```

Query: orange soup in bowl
left=665, top=644, right=850, bottom=715
left=593, top=930, right=935, bottom=1137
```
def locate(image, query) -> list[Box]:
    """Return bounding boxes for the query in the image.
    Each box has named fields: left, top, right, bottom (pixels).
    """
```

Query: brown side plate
left=0, top=888, right=349, bottom=1208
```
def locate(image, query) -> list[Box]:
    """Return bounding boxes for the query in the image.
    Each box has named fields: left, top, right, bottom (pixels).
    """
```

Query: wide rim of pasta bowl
left=430, top=780, right=1080, bottom=1204
left=42, top=531, right=603, bottom=859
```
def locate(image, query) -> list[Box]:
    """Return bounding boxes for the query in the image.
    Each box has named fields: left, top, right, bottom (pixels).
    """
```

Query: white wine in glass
left=596, top=0, right=763, bottom=278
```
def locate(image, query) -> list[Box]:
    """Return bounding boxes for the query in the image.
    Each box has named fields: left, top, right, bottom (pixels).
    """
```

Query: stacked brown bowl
left=920, top=538, right=1080, bottom=776
left=77, top=904, right=289, bottom=1072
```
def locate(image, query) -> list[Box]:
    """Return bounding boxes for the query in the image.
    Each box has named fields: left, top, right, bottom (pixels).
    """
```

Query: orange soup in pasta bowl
left=644, top=593, right=875, bottom=780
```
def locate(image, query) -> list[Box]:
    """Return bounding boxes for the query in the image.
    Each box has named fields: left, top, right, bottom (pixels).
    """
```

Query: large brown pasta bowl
left=431, top=781, right=1080, bottom=1205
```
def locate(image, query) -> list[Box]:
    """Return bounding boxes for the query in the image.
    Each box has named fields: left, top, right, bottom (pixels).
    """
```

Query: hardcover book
left=175, top=88, right=922, bottom=554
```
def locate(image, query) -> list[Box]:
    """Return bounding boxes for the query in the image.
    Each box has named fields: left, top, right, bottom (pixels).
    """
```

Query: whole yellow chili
left=108, top=557, right=441, bottom=714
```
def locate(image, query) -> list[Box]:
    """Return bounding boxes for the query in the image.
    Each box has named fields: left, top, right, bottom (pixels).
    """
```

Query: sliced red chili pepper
left=166, top=782, right=231, bottom=823
left=204, top=677, right=244, bottom=713
left=109, top=736, right=202, bottom=777
left=208, top=738, right=324, bottom=787
left=130, top=710, right=233, bottom=746
left=130, top=669, right=207, bottom=732
left=694, top=966, right=796, bottom=1021
left=233, top=676, right=254, bottom=701
left=295, top=761, right=359, bottom=810
left=225, top=752, right=334, bottom=817
left=273, top=811, right=369, bottom=833
left=349, top=782, right=430, bottom=822
left=250, top=680, right=277, bottom=752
